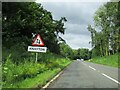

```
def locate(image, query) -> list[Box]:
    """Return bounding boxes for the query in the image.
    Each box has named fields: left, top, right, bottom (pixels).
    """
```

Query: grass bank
left=87, top=54, right=119, bottom=68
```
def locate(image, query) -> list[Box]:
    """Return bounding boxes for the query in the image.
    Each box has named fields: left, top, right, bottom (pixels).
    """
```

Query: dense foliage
left=87, top=2, right=120, bottom=57
left=59, top=42, right=91, bottom=60
left=59, top=42, right=74, bottom=59
left=2, top=2, right=67, bottom=54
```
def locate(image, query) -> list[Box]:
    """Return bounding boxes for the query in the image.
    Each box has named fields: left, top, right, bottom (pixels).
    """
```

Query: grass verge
left=87, top=54, right=119, bottom=68
left=3, top=68, right=61, bottom=88
left=3, top=58, right=72, bottom=88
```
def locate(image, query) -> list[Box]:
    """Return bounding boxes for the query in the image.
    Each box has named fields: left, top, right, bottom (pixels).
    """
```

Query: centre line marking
left=102, top=73, right=120, bottom=84
left=89, top=66, right=96, bottom=71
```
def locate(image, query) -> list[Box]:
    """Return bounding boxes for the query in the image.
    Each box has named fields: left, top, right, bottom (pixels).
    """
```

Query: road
left=47, top=60, right=119, bottom=88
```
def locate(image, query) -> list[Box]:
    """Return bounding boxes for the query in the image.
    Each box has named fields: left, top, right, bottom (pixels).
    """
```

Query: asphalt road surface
left=48, top=60, right=119, bottom=88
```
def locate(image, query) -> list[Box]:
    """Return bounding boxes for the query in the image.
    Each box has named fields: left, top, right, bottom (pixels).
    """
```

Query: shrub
left=3, top=57, right=48, bottom=85
left=3, top=54, right=15, bottom=83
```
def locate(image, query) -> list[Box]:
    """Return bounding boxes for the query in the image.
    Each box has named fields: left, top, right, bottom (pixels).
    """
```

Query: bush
left=3, top=54, right=15, bottom=83
left=45, top=58, right=71, bottom=70
left=3, top=56, right=48, bottom=85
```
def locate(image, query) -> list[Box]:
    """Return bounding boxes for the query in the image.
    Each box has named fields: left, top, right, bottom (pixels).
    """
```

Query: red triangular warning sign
left=32, top=34, right=44, bottom=46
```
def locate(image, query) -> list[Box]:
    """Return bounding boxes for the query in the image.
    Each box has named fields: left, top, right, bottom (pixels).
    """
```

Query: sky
left=36, top=0, right=108, bottom=50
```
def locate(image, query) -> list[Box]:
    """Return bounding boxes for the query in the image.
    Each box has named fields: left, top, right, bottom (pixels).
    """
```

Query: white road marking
left=102, top=73, right=120, bottom=84
left=89, top=66, right=96, bottom=71
left=42, top=71, right=63, bottom=88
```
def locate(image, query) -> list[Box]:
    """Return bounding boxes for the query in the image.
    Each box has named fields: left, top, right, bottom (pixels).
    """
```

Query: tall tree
left=2, top=2, right=67, bottom=54
left=88, top=2, right=119, bottom=57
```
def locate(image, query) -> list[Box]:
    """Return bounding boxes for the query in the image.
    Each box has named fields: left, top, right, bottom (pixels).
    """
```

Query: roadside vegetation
left=87, top=2, right=119, bottom=57
left=3, top=50, right=71, bottom=88
left=88, top=54, right=119, bottom=68
left=87, top=2, right=119, bottom=66
left=2, top=42, right=71, bottom=88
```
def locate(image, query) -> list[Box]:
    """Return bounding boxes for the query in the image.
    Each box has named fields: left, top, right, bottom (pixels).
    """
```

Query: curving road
left=48, top=60, right=119, bottom=88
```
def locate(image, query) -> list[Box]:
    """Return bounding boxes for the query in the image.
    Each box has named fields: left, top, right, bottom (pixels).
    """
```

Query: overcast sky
left=36, top=1, right=107, bottom=50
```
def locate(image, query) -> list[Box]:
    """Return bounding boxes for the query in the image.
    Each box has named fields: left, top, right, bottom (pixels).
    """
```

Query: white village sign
left=28, top=46, right=47, bottom=53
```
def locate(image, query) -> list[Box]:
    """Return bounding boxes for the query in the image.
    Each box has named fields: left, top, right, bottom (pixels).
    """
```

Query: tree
left=77, top=48, right=90, bottom=60
left=2, top=2, right=67, bottom=54
left=87, top=24, right=96, bottom=48
left=59, top=42, right=74, bottom=59
left=87, top=2, right=119, bottom=57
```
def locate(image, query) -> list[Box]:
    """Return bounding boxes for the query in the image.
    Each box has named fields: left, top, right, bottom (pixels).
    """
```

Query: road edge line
left=42, top=61, right=72, bottom=88
left=42, top=70, right=63, bottom=88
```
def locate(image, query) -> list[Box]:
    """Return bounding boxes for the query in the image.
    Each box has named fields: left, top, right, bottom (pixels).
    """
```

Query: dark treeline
left=2, top=2, right=67, bottom=55
left=87, top=2, right=120, bottom=57
left=59, top=42, right=91, bottom=60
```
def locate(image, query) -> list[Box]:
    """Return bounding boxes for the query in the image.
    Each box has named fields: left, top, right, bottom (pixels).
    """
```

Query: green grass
left=3, top=68, right=61, bottom=88
left=2, top=57, right=71, bottom=88
left=87, top=54, right=119, bottom=68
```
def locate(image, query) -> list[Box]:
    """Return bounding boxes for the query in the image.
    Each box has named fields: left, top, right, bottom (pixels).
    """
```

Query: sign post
left=28, top=34, right=47, bottom=63
left=35, top=53, right=38, bottom=63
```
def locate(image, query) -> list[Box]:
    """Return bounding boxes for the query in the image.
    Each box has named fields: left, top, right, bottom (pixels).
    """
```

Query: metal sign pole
left=35, top=53, right=38, bottom=63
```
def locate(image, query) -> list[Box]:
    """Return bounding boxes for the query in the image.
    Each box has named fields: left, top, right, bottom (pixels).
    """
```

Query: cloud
left=60, top=33, right=91, bottom=49
left=41, top=2, right=103, bottom=24
left=64, top=23, right=90, bottom=35
left=40, top=2, right=104, bottom=49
